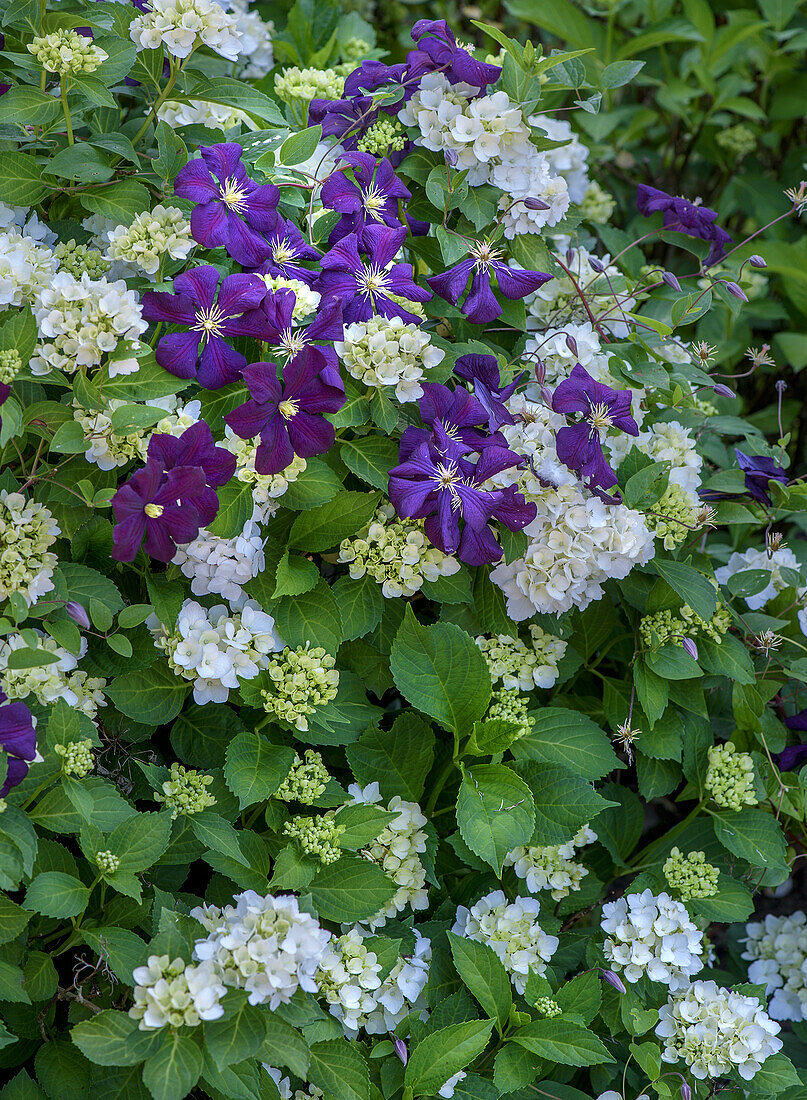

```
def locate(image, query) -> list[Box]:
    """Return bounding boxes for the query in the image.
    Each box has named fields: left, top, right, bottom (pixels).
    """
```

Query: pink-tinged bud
left=749, top=254, right=766, bottom=268
left=712, top=384, right=735, bottom=398
left=540, top=385, right=554, bottom=407
left=524, top=197, right=550, bottom=210
left=65, top=601, right=90, bottom=630
left=565, top=334, right=578, bottom=357
left=681, top=1082, right=691, bottom=1100
left=590, top=257, right=605, bottom=272
left=534, top=360, right=546, bottom=385
left=681, top=637, right=698, bottom=661
left=393, top=1039, right=408, bottom=1066
left=662, top=271, right=682, bottom=291
left=566, top=248, right=574, bottom=266
left=600, top=969, right=626, bottom=994
left=776, top=379, right=787, bottom=394
left=725, top=281, right=748, bottom=301
left=444, top=148, right=458, bottom=167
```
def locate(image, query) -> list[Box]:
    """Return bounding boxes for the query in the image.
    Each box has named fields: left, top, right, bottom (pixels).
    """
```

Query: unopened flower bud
left=444, top=148, right=458, bottom=167
left=65, top=601, right=91, bottom=630
left=566, top=248, right=574, bottom=266
left=681, top=638, right=698, bottom=660
left=712, top=384, right=735, bottom=398
left=590, top=257, right=605, bottom=272
left=393, top=1038, right=408, bottom=1065
left=565, top=334, right=578, bottom=357
left=681, top=1082, right=692, bottom=1100
left=749, top=255, right=766, bottom=268
left=540, top=385, right=554, bottom=407
left=775, top=380, right=787, bottom=393
left=662, top=271, right=682, bottom=291
left=725, top=281, right=748, bottom=301
left=534, top=361, right=546, bottom=385
left=524, top=197, right=550, bottom=210
left=600, top=969, right=626, bottom=994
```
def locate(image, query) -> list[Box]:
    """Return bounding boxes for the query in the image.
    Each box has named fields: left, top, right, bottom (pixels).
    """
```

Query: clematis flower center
left=587, top=402, right=613, bottom=433
left=272, top=240, right=296, bottom=265
left=356, top=263, right=390, bottom=300
left=193, top=303, right=226, bottom=343
left=219, top=176, right=249, bottom=214
left=433, top=461, right=461, bottom=491
left=362, top=184, right=387, bottom=219
left=468, top=240, right=503, bottom=271
left=144, top=503, right=164, bottom=518
left=279, top=399, right=299, bottom=420
left=274, top=329, right=307, bottom=360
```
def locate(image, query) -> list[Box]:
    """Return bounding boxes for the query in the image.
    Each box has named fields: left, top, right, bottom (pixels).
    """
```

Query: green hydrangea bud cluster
left=0, top=350, right=22, bottom=385
left=356, top=118, right=407, bottom=156
left=663, top=847, right=719, bottom=901
left=95, top=850, right=121, bottom=875
left=54, top=240, right=110, bottom=280
left=28, top=30, right=108, bottom=75
left=156, top=763, right=216, bottom=819
left=691, top=396, right=717, bottom=417
left=274, top=67, right=345, bottom=106
left=339, top=36, right=372, bottom=62
left=274, top=750, right=329, bottom=804
left=55, top=739, right=94, bottom=778
left=534, top=997, right=562, bottom=1018
left=486, top=689, right=535, bottom=741
left=580, top=180, right=616, bottom=224
left=283, top=813, right=344, bottom=864
left=647, top=483, right=698, bottom=550
left=705, top=742, right=758, bottom=811
left=260, top=646, right=339, bottom=732
left=716, top=124, right=757, bottom=159
left=640, top=601, right=731, bottom=649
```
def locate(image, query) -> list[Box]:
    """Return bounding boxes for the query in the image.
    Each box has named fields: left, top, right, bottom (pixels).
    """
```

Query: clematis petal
left=196, top=335, right=245, bottom=389
left=155, top=331, right=202, bottom=379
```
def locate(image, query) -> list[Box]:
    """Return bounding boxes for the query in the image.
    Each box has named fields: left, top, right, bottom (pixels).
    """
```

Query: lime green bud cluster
left=275, top=67, right=345, bottom=106
left=340, top=37, right=372, bottom=62
left=261, top=646, right=339, bottom=732
left=580, top=181, right=616, bottom=224
left=356, top=118, right=407, bottom=157
left=275, top=750, right=329, bottom=804
left=640, top=601, right=731, bottom=649
left=0, top=350, right=22, bottom=385
left=54, top=240, right=110, bottom=280
left=716, top=124, right=756, bottom=160
left=55, top=739, right=94, bottom=778
left=647, top=483, right=698, bottom=550
left=156, top=763, right=216, bottom=819
left=705, top=742, right=758, bottom=811
left=534, top=996, right=562, bottom=1018
left=487, top=689, right=535, bottom=741
left=283, top=813, right=344, bottom=864
left=28, top=30, right=108, bottom=75
left=691, top=396, right=717, bottom=417
left=663, top=847, right=719, bottom=901
left=95, top=849, right=121, bottom=875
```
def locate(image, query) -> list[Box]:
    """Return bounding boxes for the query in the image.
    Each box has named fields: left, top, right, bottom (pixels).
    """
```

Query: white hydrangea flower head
left=192, top=891, right=330, bottom=1008
left=490, top=481, right=654, bottom=619
left=335, top=315, right=445, bottom=403
left=130, top=0, right=243, bottom=60
left=105, top=205, right=194, bottom=277
left=315, top=927, right=383, bottom=1033
left=72, top=395, right=192, bottom=471
left=0, top=226, right=57, bottom=313
left=225, top=0, right=273, bottom=78
left=475, top=625, right=567, bottom=691
left=172, top=507, right=266, bottom=605
left=0, top=634, right=105, bottom=718
left=261, top=645, right=339, bottom=732
left=716, top=545, right=801, bottom=610
left=0, top=203, right=57, bottom=247
left=742, top=911, right=807, bottom=1022
left=157, top=98, right=259, bottom=131
left=347, top=782, right=429, bottom=927
left=529, top=114, right=590, bottom=203
left=601, top=889, right=705, bottom=991
left=505, top=824, right=597, bottom=901
left=485, top=393, right=575, bottom=491
left=492, top=153, right=570, bottom=239
left=339, top=502, right=460, bottom=598
left=221, top=427, right=307, bottom=520
left=129, top=954, right=226, bottom=1030
left=28, top=30, right=108, bottom=75
left=0, top=491, right=60, bottom=607
left=31, top=271, right=147, bottom=376
left=362, top=929, right=431, bottom=1034
left=452, top=890, right=558, bottom=994
left=150, top=599, right=285, bottom=704
left=275, top=67, right=345, bottom=106
left=656, top=979, right=782, bottom=1081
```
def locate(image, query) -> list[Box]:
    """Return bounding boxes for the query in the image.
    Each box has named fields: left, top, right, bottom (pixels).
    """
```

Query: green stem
left=131, top=56, right=181, bottom=148
left=424, top=752, right=457, bottom=816
left=60, top=77, right=74, bottom=145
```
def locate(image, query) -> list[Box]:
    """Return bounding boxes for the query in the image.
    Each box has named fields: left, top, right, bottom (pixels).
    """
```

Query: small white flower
left=0, top=491, right=60, bottom=607
left=506, top=825, right=597, bottom=901
left=476, top=625, right=566, bottom=692
left=172, top=508, right=266, bottom=605
left=716, top=545, right=801, bottom=610
left=335, top=315, right=444, bottom=403
left=0, top=633, right=105, bottom=718
left=742, top=911, right=807, bottom=1022
left=105, top=205, right=194, bottom=278
left=452, top=890, right=558, bottom=994
left=225, top=0, right=273, bottom=78
left=130, top=955, right=226, bottom=1030
left=157, top=98, right=259, bottom=131
left=601, top=889, right=704, bottom=991
left=130, top=0, right=242, bottom=60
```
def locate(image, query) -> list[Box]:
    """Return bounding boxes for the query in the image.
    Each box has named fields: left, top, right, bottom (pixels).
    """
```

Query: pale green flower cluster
left=705, top=742, right=758, bottom=811
left=356, top=117, right=407, bottom=157
left=640, top=601, right=731, bottom=649
left=315, top=927, right=382, bottom=1033
left=260, top=646, right=339, bottom=732
left=283, top=813, right=344, bottom=864
left=663, top=847, right=719, bottom=901
left=105, top=206, right=194, bottom=277
left=130, top=954, right=226, bottom=1030
left=335, top=314, right=445, bottom=403
left=580, top=180, right=616, bottom=223
left=0, top=349, right=22, bottom=384
left=475, top=625, right=567, bottom=691
left=54, top=240, right=110, bottom=280
left=716, top=124, right=757, bottom=160
left=647, top=483, right=699, bottom=550
left=534, top=996, right=562, bottom=1018
left=95, top=850, right=121, bottom=875
left=0, top=633, right=106, bottom=717
left=274, top=750, right=329, bottom=804
left=28, top=30, right=108, bottom=75
left=156, top=763, right=216, bottom=819
left=0, top=490, right=60, bottom=607
left=486, top=689, right=534, bottom=741
left=55, top=739, right=94, bottom=778
left=275, top=67, right=345, bottom=106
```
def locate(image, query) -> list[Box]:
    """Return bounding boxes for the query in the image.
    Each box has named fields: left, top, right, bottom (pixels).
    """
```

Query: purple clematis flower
left=552, top=364, right=639, bottom=497
left=262, top=289, right=343, bottom=371
left=111, top=463, right=208, bottom=562
left=0, top=693, right=39, bottom=798
left=773, top=712, right=807, bottom=771
left=400, top=382, right=499, bottom=461
left=453, top=353, right=525, bottom=431
left=318, top=225, right=431, bottom=323
left=736, top=450, right=788, bottom=505
left=407, top=20, right=501, bottom=91
left=636, top=185, right=732, bottom=265
left=142, top=266, right=269, bottom=389
left=254, top=217, right=320, bottom=285
left=343, top=60, right=409, bottom=99
left=428, top=242, right=552, bottom=325
left=147, top=421, right=236, bottom=525
left=321, top=153, right=411, bottom=241
left=174, top=143, right=280, bottom=267
left=224, top=347, right=345, bottom=475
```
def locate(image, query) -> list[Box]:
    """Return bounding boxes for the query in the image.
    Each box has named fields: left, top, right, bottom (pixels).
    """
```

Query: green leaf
left=743, top=1052, right=801, bottom=1095
left=190, top=812, right=248, bottom=867
left=288, top=491, right=381, bottom=551
left=0, top=892, right=30, bottom=945
left=691, top=874, right=753, bottom=924
left=307, top=1039, right=369, bottom=1100
left=447, top=931, right=512, bottom=1032
left=405, top=1021, right=494, bottom=1099
left=390, top=606, right=491, bottom=734
left=510, top=1019, right=614, bottom=1067
left=108, top=812, right=171, bottom=873
left=273, top=551, right=319, bottom=598
left=79, top=181, right=152, bottom=224
left=281, top=458, right=343, bottom=509
left=279, top=125, right=323, bottom=165
left=107, top=664, right=187, bottom=725
left=224, top=732, right=294, bottom=809
left=272, top=580, right=343, bottom=653
left=712, top=810, right=788, bottom=872
left=0, top=86, right=62, bottom=126
left=456, top=764, right=535, bottom=875
left=554, top=972, right=602, bottom=1026
left=46, top=144, right=114, bottom=184
left=600, top=59, right=644, bottom=87
left=259, top=1016, right=310, bottom=1080
left=340, top=436, right=398, bottom=490
left=698, top=634, right=755, bottom=685
left=97, top=353, right=187, bottom=401
left=652, top=559, right=717, bottom=619
left=71, top=1011, right=141, bottom=1067
left=346, top=713, right=435, bottom=802
left=183, top=76, right=287, bottom=126
left=309, top=853, right=397, bottom=922
left=205, top=994, right=267, bottom=1069
left=0, top=152, right=50, bottom=204
left=141, top=1030, right=203, bottom=1100
left=50, top=420, right=87, bottom=455
left=511, top=708, right=621, bottom=779
left=35, top=1040, right=92, bottom=1100
left=332, top=803, right=396, bottom=850
left=24, top=872, right=89, bottom=918
left=332, top=574, right=383, bottom=642
left=81, top=927, right=147, bottom=985
left=207, top=480, right=254, bottom=538
left=516, top=763, right=617, bottom=845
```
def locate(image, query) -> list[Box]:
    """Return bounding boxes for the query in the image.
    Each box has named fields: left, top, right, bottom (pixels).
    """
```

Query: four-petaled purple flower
left=636, top=185, right=732, bottom=266
left=321, top=153, right=411, bottom=241
left=147, top=420, right=237, bottom=525
left=224, top=347, right=345, bottom=475
left=318, top=225, right=431, bottom=323
left=255, top=217, right=320, bottom=284
left=552, top=364, right=639, bottom=497
left=111, top=463, right=208, bottom=562
left=0, top=693, right=39, bottom=797
left=427, top=241, right=552, bottom=325
left=407, top=20, right=501, bottom=90
left=142, top=266, right=268, bottom=389
left=400, top=382, right=500, bottom=460
left=175, top=143, right=280, bottom=267
left=453, top=353, right=525, bottom=431
left=263, top=289, right=343, bottom=370
left=736, top=450, right=788, bottom=505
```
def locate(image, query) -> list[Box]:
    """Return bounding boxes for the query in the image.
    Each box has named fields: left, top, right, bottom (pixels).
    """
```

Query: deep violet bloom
left=142, top=266, right=268, bottom=389
left=0, top=693, right=39, bottom=798
left=736, top=450, right=788, bottom=505
left=320, top=153, right=411, bottom=241
left=552, top=363, right=639, bottom=497
left=453, top=353, right=525, bottom=431
left=773, top=712, right=807, bottom=771
left=224, top=347, right=345, bottom=476
left=309, top=95, right=384, bottom=146
left=254, top=217, right=320, bottom=284
left=262, top=289, right=343, bottom=371
left=318, top=225, right=431, bottom=323
left=147, top=420, right=236, bottom=525
left=399, top=382, right=501, bottom=461
left=174, top=143, right=280, bottom=267
left=636, top=185, right=732, bottom=265
left=111, top=464, right=207, bottom=562
left=427, top=242, right=552, bottom=325
left=407, top=20, right=501, bottom=91
left=343, top=60, right=408, bottom=99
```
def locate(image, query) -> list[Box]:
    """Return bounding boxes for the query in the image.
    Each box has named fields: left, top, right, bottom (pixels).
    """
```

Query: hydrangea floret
left=260, top=645, right=339, bottom=732
left=156, top=763, right=216, bottom=818
left=663, top=848, right=720, bottom=901
left=704, top=742, right=758, bottom=810
left=601, top=889, right=705, bottom=990
left=274, top=750, right=329, bottom=804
